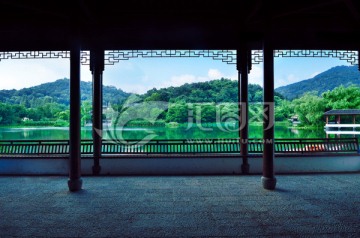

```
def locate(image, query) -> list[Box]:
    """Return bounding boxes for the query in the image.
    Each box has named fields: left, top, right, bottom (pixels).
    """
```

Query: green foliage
left=293, top=93, right=325, bottom=127
left=0, top=79, right=129, bottom=126
left=0, top=102, right=26, bottom=125
left=125, top=120, right=165, bottom=127
left=0, top=77, right=292, bottom=126
left=81, top=100, right=92, bottom=126
left=275, top=96, right=293, bottom=121
left=322, top=85, right=360, bottom=109
left=55, top=110, right=70, bottom=121
left=22, top=120, right=55, bottom=127
left=166, top=103, right=189, bottom=123
left=165, top=102, right=240, bottom=124
left=53, top=119, right=69, bottom=127
left=194, top=103, right=216, bottom=123
left=6, top=73, right=360, bottom=128
left=0, top=78, right=129, bottom=106
left=142, top=78, right=283, bottom=103
left=248, top=103, right=263, bottom=123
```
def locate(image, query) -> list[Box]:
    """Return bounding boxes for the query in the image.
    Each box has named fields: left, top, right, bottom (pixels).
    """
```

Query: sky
left=0, top=50, right=354, bottom=94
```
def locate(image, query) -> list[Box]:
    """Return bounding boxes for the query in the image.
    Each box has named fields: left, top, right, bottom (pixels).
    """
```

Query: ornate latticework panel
left=251, top=50, right=263, bottom=65
left=104, top=50, right=237, bottom=65
left=80, top=51, right=90, bottom=65
left=0, top=51, right=91, bottom=66
left=3, top=50, right=356, bottom=67
left=251, top=50, right=358, bottom=66
left=0, top=51, right=70, bottom=60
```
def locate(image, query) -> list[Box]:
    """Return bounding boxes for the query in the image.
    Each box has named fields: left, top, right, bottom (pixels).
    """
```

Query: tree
left=0, top=102, right=26, bottom=125
left=248, top=103, right=263, bottom=123
left=81, top=101, right=92, bottom=126
left=166, top=103, right=189, bottom=123
left=322, top=85, right=360, bottom=109
left=144, top=92, right=162, bottom=102
left=275, top=96, right=293, bottom=121
left=293, top=93, right=325, bottom=127
left=194, top=103, right=216, bottom=123
left=55, top=110, right=70, bottom=121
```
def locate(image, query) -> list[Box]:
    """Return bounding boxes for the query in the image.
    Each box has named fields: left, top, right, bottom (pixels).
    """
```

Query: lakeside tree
left=293, top=93, right=325, bottom=127
left=322, top=85, right=360, bottom=109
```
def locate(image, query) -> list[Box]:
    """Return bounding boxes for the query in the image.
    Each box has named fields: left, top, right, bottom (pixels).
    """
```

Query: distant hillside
left=142, top=78, right=284, bottom=103
left=0, top=78, right=285, bottom=108
left=275, top=65, right=360, bottom=100
left=0, top=78, right=289, bottom=125
left=0, top=78, right=130, bottom=106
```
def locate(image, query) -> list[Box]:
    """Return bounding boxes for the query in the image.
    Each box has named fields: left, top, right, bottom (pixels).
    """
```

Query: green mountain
left=142, top=78, right=284, bottom=103
left=275, top=65, right=360, bottom=100
left=0, top=78, right=285, bottom=107
left=0, top=78, right=130, bottom=106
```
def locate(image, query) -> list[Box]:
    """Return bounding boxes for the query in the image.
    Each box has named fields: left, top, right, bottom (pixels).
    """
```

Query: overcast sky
left=0, top=51, right=352, bottom=94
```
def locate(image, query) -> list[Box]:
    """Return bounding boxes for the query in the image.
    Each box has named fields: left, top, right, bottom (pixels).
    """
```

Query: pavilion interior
left=1, top=1, right=360, bottom=236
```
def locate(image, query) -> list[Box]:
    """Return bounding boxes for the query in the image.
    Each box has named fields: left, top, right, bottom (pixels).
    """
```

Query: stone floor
left=0, top=174, right=359, bottom=237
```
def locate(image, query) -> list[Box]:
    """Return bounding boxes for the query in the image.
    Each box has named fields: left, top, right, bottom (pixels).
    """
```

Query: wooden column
left=353, top=115, right=356, bottom=131
left=237, top=47, right=249, bottom=174
left=90, top=49, right=104, bottom=175
left=337, top=115, right=341, bottom=124
left=68, top=47, right=82, bottom=192
left=262, top=41, right=277, bottom=190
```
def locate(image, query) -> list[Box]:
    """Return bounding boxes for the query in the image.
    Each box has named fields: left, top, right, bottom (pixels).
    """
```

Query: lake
left=0, top=124, right=344, bottom=141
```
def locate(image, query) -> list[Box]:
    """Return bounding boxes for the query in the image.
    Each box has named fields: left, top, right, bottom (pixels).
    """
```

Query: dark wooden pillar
left=68, top=47, right=83, bottom=192
left=90, top=49, right=104, bottom=175
left=336, top=115, right=341, bottom=124
left=262, top=41, right=276, bottom=190
left=237, top=47, right=249, bottom=174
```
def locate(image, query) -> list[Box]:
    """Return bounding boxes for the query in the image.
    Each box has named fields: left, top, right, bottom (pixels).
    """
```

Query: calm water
left=0, top=124, right=336, bottom=141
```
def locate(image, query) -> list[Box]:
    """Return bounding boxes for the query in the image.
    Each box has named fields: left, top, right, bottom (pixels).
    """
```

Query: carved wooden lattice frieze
left=251, top=50, right=358, bottom=65
left=0, top=51, right=91, bottom=66
left=104, top=50, right=237, bottom=65
left=1, top=50, right=357, bottom=67
left=251, top=50, right=263, bottom=65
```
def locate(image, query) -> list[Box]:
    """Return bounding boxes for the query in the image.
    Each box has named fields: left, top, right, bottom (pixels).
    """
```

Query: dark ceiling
left=0, top=0, right=359, bottom=51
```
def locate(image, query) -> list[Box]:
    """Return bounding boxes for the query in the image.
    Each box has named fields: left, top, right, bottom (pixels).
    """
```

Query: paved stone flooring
left=0, top=174, right=359, bottom=237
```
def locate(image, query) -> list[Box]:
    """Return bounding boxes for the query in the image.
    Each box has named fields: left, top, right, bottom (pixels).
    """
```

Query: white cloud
left=228, top=74, right=237, bottom=80
left=161, top=74, right=198, bottom=88
left=208, top=68, right=237, bottom=80
left=119, top=83, right=153, bottom=94
left=157, top=68, right=239, bottom=91
left=287, top=74, right=298, bottom=83
left=208, top=69, right=222, bottom=79
left=275, top=73, right=301, bottom=88
left=0, top=59, right=70, bottom=90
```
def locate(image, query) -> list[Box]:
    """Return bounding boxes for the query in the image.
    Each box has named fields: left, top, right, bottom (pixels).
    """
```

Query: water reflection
left=0, top=125, right=359, bottom=142
left=22, top=129, right=31, bottom=138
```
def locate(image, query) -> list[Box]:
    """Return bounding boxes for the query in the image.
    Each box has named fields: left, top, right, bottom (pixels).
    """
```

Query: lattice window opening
left=104, top=50, right=237, bottom=65
left=0, top=51, right=91, bottom=66
left=251, top=50, right=359, bottom=66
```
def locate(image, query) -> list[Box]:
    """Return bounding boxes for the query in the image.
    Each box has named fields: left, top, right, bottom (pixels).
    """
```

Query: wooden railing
left=0, top=138, right=358, bottom=157
left=0, top=140, right=70, bottom=155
